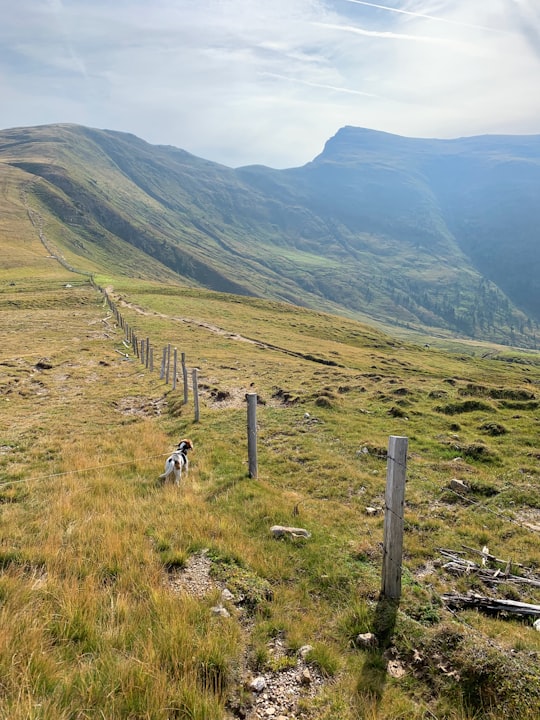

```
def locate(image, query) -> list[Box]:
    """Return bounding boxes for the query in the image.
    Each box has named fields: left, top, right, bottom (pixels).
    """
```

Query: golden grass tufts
left=0, top=268, right=539, bottom=717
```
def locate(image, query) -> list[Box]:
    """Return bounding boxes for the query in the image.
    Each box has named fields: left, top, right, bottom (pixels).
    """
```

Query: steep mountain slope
left=0, top=123, right=538, bottom=348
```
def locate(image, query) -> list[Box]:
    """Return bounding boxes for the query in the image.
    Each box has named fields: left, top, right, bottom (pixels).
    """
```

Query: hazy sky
left=2, top=0, right=540, bottom=167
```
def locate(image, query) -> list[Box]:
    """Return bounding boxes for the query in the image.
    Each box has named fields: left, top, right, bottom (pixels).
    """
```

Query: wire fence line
left=92, top=280, right=196, bottom=414
left=0, top=453, right=173, bottom=490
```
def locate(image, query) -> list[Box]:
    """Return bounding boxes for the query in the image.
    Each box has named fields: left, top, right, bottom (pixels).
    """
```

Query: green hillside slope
left=1, top=123, right=538, bottom=348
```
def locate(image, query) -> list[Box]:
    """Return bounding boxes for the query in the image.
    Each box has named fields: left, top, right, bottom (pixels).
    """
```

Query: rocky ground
left=166, top=551, right=328, bottom=719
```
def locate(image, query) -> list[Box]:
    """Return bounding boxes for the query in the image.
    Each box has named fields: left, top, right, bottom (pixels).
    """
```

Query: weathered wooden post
left=246, top=393, right=258, bottom=479
left=172, top=348, right=177, bottom=390
left=381, top=436, right=408, bottom=600
left=145, top=338, right=150, bottom=369
left=181, top=352, right=188, bottom=404
left=165, top=344, right=171, bottom=384
left=192, top=368, right=200, bottom=422
left=160, top=347, right=166, bottom=380
left=149, top=346, right=154, bottom=372
left=140, top=339, right=145, bottom=365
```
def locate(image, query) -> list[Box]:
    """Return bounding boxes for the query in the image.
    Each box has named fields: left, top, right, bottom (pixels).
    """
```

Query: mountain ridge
left=1, top=122, right=538, bottom=348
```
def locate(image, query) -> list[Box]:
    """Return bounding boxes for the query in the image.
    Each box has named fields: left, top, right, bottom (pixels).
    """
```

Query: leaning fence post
left=192, top=368, right=200, bottom=422
left=181, top=352, right=188, bottom=404
left=381, top=435, right=408, bottom=600
left=246, top=393, right=258, bottom=478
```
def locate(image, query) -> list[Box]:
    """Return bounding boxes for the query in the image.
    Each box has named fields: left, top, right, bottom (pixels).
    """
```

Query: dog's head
left=176, top=438, right=193, bottom=453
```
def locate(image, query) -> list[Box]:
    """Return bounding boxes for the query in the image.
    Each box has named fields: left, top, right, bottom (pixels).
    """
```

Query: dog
left=159, top=439, right=193, bottom=485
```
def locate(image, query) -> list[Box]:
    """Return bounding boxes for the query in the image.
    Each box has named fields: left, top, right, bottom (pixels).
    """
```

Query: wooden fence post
left=160, top=347, right=166, bottom=380
left=172, top=348, right=177, bottom=390
left=381, top=436, right=408, bottom=600
left=181, top=352, right=188, bottom=404
left=149, top=346, right=154, bottom=373
left=246, top=393, right=258, bottom=479
left=145, top=338, right=150, bottom=369
left=166, top=344, right=171, bottom=384
left=192, top=368, right=200, bottom=422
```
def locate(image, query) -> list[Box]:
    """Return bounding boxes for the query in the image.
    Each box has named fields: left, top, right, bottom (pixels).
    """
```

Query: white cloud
left=0, top=0, right=539, bottom=167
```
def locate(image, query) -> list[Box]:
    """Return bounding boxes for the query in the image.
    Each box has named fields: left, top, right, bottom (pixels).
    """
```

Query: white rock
left=449, top=478, right=469, bottom=493
left=250, top=676, right=267, bottom=692
left=356, top=632, right=378, bottom=649
left=210, top=604, right=230, bottom=618
left=533, top=619, right=540, bottom=632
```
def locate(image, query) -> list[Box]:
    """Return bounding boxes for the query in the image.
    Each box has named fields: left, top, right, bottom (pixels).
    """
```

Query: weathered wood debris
left=443, top=593, right=540, bottom=618
left=439, top=547, right=540, bottom=588
left=440, top=546, right=540, bottom=619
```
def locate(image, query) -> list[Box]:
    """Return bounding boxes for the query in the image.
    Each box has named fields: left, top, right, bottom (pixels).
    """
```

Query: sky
left=1, top=0, right=540, bottom=168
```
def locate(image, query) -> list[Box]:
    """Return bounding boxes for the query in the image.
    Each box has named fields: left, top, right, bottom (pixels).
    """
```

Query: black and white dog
left=159, top=439, right=194, bottom=485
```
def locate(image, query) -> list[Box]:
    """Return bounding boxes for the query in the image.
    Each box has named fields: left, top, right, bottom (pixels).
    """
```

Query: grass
left=1, top=257, right=540, bottom=718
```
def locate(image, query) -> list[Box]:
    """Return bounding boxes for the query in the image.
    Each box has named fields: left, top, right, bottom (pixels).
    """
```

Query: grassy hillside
left=2, top=228, right=540, bottom=718
left=1, top=123, right=538, bottom=349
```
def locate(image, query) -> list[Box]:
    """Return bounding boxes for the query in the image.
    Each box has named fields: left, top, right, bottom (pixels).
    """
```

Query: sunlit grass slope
left=1, top=264, right=540, bottom=718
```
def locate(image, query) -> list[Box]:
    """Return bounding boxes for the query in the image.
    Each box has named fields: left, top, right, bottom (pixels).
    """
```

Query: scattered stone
left=166, top=551, right=216, bottom=598
left=356, top=632, right=379, bottom=649
left=211, top=603, right=230, bottom=618
left=449, top=478, right=469, bottom=493
left=250, top=676, right=267, bottom=692
left=299, top=668, right=312, bottom=685
left=270, top=525, right=311, bottom=539
left=365, top=506, right=381, bottom=516
left=387, top=659, right=406, bottom=678
left=298, top=645, right=313, bottom=658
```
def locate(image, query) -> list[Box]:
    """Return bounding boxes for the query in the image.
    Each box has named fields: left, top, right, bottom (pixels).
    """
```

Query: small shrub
left=435, top=400, right=494, bottom=415
left=160, top=550, right=188, bottom=571
left=197, top=647, right=230, bottom=697
left=480, top=421, right=507, bottom=436
left=305, top=643, right=340, bottom=677
left=315, top=395, right=334, bottom=408
left=488, top=388, right=535, bottom=400
left=337, top=601, right=372, bottom=643
left=210, top=558, right=273, bottom=612
left=461, top=443, right=494, bottom=461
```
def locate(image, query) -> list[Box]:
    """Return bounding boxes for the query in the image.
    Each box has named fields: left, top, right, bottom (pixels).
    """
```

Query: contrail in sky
left=342, top=0, right=508, bottom=33
left=317, top=21, right=457, bottom=45
left=261, top=72, right=382, bottom=98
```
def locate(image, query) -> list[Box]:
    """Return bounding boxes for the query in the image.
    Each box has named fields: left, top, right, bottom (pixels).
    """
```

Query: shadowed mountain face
left=1, top=123, right=539, bottom=347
